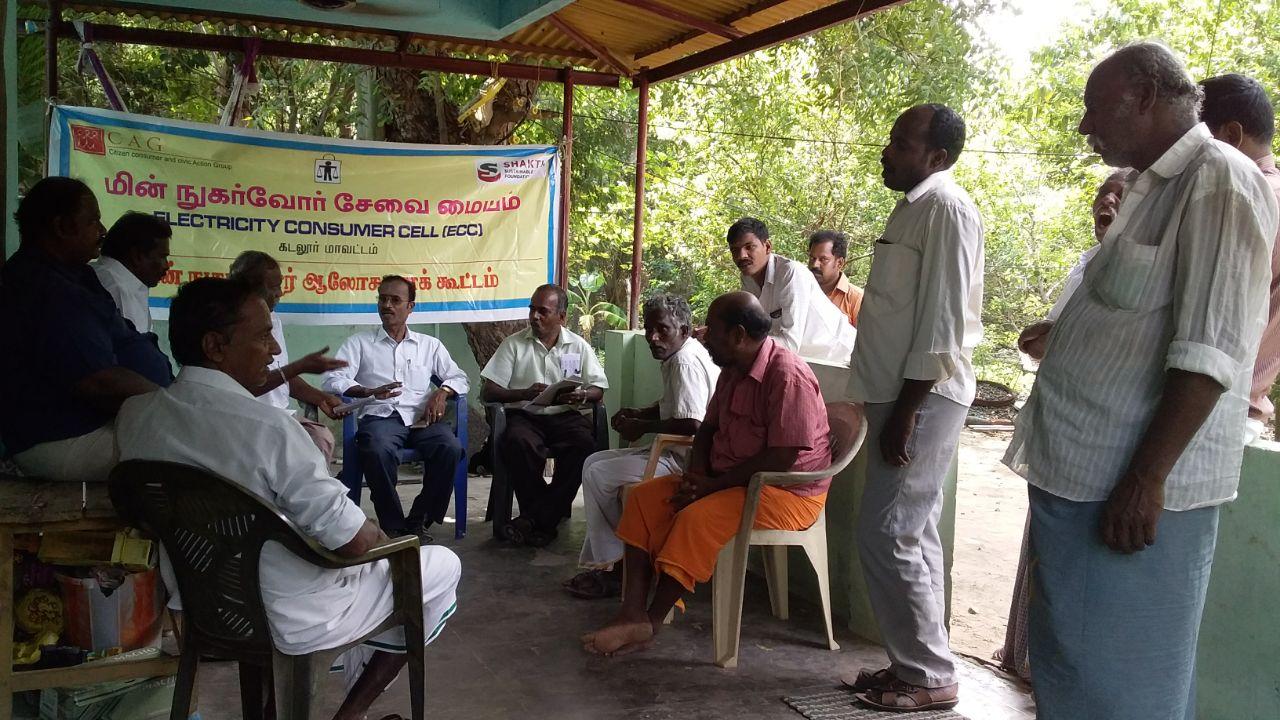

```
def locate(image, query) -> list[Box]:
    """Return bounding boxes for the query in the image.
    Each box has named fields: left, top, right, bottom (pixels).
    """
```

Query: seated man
left=807, top=229, right=864, bottom=327
left=0, top=178, right=172, bottom=482
left=563, top=294, right=719, bottom=599
left=229, top=250, right=348, bottom=464
left=322, top=275, right=469, bottom=543
left=92, top=211, right=171, bottom=334
left=582, top=292, right=832, bottom=656
left=730, top=217, right=857, bottom=365
left=481, top=284, right=609, bottom=547
left=116, top=278, right=460, bottom=719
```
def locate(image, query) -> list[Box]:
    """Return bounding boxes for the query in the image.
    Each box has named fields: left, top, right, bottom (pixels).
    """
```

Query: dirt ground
left=950, top=428, right=1028, bottom=662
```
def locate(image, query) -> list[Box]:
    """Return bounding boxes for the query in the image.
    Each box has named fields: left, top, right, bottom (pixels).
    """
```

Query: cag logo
left=70, top=125, right=106, bottom=155
left=476, top=162, right=502, bottom=183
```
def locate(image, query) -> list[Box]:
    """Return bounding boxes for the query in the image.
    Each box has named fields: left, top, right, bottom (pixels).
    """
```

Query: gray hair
left=1108, top=42, right=1203, bottom=116
left=228, top=250, right=279, bottom=281
left=642, top=294, right=692, bottom=328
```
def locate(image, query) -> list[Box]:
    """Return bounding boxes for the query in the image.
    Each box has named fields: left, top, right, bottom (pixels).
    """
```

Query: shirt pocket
left=866, top=240, right=922, bottom=312
left=407, top=365, right=435, bottom=392
left=1094, top=239, right=1159, bottom=312
left=726, top=385, right=767, bottom=457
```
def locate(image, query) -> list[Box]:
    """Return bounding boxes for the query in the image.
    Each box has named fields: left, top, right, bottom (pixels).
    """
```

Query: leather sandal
left=855, top=680, right=959, bottom=713
left=562, top=569, right=621, bottom=599
left=840, top=667, right=895, bottom=692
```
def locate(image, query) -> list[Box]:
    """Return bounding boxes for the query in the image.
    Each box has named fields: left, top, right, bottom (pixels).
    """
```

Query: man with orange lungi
left=581, top=291, right=832, bottom=657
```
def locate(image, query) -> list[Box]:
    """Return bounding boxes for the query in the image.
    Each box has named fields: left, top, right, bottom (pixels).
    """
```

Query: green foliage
left=13, top=0, right=1279, bottom=403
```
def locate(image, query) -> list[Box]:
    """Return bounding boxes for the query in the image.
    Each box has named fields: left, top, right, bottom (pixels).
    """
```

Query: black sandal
left=562, top=569, right=621, bottom=599
left=502, top=516, right=535, bottom=545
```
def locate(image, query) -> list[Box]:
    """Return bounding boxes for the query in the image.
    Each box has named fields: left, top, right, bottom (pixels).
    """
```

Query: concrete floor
left=188, top=474, right=1035, bottom=720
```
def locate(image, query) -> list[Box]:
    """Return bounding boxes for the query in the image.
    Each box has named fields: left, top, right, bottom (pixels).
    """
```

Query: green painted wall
left=1196, top=440, right=1280, bottom=720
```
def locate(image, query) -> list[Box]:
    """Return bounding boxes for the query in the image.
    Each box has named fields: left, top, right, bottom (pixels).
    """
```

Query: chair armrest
left=751, top=470, right=832, bottom=488
left=641, top=434, right=694, bottom=481
left=301, top=534, right=421, bottom=570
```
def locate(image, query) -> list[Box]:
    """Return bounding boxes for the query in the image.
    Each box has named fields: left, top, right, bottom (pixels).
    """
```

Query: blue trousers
left=1028, top=485, right=1219, bottom=720
left=356, top=414, right=462, bottom=533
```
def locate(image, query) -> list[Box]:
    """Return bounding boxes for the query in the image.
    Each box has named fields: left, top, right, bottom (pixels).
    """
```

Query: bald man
left=581, top=292, right=832, bottom=658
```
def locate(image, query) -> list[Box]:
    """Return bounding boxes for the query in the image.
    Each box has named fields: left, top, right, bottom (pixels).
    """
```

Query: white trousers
left=578, top=447, right=683, bottom=568
left=14, top=423, right=117, bottom=482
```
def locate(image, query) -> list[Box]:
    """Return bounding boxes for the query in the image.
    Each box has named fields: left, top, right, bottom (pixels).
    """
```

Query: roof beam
left=545, top=13, right=632, bottom=77
left=643, top=0, right=908, bottom=83
left=53, top=21, right=621, bottom=87
left=632, top=0, right=789, bottom=63
left=610, top=0, right=745, bottom=40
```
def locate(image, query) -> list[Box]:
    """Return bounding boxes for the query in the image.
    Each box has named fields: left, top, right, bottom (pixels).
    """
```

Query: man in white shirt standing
left=1004, top=44, right=1277, bottom=720
left=842, top=103, right=983, bottom=713
left=323, top=275, right=469, bottom=544
left=731, top=217, right=857, bottom=365
left=481, top=284, right=609, bottom=547
left=92, top=211, right=171, bottom=334
left=228, top=251, right=347, bottom=464
left=117, top=277, right=460, bottom=720
left=562, top=294, right=718, bottom=599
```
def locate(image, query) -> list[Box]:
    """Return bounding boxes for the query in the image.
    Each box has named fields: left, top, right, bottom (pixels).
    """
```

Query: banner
left=48, top=105, right=559, bottom=324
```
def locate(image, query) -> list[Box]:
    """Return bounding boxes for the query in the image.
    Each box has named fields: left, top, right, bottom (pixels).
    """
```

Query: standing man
left=1200, top=73, right=1280, bottom=444
left=562, top=294, right=718, bottom=599
left=843, top=103, right=983, bottom=713
left=1005, top=44, right=1276, bottom=720
left=730, top=217, right=857, bottom=365
left=229, top=251, right=347, bottom=463
left=481, top=284, right=609, bottom=547
left=323, top=275, right=469, bottom=543
left=92, top=211, right=171, bottom=334
left=1, top=178, right=172, bottom=482
left=807, top=230, right=864, bottom=327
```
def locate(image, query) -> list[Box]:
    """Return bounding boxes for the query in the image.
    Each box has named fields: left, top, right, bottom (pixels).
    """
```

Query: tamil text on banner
left=48, top=105, right=559, bottom=324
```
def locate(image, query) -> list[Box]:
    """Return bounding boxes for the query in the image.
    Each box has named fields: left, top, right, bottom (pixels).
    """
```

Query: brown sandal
left=840, top=667, right=895, bottom=692
left=855, top=680, right=959, bottom=713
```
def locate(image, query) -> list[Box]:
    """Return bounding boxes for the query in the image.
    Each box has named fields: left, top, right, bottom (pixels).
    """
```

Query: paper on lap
left=524, top=376, right=583, bottom=408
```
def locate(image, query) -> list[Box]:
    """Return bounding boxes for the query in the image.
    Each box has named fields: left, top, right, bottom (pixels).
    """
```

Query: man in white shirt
left=562, top=294, right=719, bottom=599
left=323, top=275, right=469, bottom=544
left=842, top=103, right=983, bottom=713
left=1017, top=170, right=1128, bottom=360
left=731, top=217, right=856, bottom=365
left=116, top=277, right=460, bottom=720
left=481, top=284, right=609, bottom=547
left=92, top=211, right=171, bottom=334
left=1003, top=44, right=1277, bottom=720
left=229, top=251, right=347, bottom=463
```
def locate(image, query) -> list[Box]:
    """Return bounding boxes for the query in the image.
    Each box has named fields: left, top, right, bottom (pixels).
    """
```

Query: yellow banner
left=49, top=105, right=559, bottom=324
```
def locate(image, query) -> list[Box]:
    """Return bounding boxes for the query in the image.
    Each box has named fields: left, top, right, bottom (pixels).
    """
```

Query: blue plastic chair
left=340, top=377, right=468, bottom=539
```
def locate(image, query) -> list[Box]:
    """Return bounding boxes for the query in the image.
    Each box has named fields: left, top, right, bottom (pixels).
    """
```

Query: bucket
left=55, top=567, right=163, bottom=653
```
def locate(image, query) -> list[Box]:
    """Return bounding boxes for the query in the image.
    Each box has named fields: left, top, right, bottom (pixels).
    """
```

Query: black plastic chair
left=108, top=460, right=426, bottom=720
left=483, top=402, right=609, bottom=540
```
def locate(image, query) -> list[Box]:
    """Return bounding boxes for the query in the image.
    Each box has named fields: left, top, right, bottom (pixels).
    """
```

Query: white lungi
left=13, top=423, right=117, bottom=482
left=579, top=447, right=684, bottom=568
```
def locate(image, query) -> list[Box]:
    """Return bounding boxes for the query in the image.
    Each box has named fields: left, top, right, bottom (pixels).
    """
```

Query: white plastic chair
left=710, top=401, right=867, bottom=668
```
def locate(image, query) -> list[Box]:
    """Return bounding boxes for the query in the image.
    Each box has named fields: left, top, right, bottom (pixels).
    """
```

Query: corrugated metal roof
left=53, top=0, right=897, bottom=80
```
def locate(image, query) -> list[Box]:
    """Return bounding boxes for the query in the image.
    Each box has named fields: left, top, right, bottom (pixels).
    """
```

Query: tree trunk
left=375, top=69, right=540, bottom=368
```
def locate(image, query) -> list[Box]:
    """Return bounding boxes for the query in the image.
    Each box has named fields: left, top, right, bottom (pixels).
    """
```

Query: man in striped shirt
left=1004, top=43, right=1278, bottom=720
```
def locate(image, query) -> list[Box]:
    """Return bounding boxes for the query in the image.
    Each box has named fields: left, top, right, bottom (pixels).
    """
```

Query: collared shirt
left=260, top=314, right=292, bottom=413
left=322, top=327, right=469, bottom=425
left=657, top=337, right=720, bottom=423
left=826, top=274, right=865, bottom=327
left=0, top=247, right=172, bottom=455
left=1047, top=245, right=1100, bottom=321
left=741, top=254, right=857, bottom=365
left=116, top=367, right=370, bottom=654
left=480, top=326, right=608, bottom=415
left=847, top=169, right=985, bottom=406
left=1248, top=154, right=1280, bottom=424
left=704, top=338, right=832, bottom=496
left=91, top=255, right=152, bottom=333
left=1004, top=124, right=1278, bottom=510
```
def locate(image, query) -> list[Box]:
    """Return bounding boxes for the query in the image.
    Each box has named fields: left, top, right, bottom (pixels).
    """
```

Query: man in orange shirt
left=808, top=230, right=863, bottom=326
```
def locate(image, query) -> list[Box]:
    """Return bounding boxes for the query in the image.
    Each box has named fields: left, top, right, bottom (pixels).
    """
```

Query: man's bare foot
left=581, top=620, right=655, bottom=656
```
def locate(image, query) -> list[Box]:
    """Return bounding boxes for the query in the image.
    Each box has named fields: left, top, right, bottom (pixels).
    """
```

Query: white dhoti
left=325, top=546, right=462, bottom=690
left=13, top=423, right=117, bottom=482
left=578, top=447, right=684, bottom=568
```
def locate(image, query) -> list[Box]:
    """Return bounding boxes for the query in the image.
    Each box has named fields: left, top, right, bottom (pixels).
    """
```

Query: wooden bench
left=0, top=476, right=179, bottom=720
